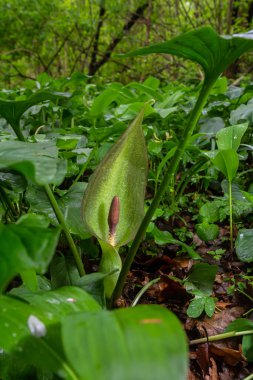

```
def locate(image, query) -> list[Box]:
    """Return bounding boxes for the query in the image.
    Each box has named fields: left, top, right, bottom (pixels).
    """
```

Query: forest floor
left=120, top=213, right=253, bottom=380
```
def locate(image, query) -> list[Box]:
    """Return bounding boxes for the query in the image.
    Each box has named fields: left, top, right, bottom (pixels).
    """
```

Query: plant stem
left=131, top=277, right=160, bottom=307
left=44, top=184, right=85, bottom=276
left=190, top=329, right=253, bottom=345
left=111, top=79, right=216, bottom=305
left=229, top=179, right=233, bottom=251
left=13, top=123, right=26, bottom=142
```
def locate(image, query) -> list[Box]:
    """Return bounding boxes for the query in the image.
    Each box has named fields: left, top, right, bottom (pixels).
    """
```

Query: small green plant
left=1, top=26, right=253, bottom=379
left=212, top=123, right=248, bottom=251
left=184, top=263, right=218, bottom=318
left=207, top=248, right=225, bottom=260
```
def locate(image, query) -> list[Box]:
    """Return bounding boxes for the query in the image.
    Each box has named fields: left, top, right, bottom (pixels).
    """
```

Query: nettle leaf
left=62, top=305, right=188, bottom=380
left=0, top=141, right=66, bottom=185
left=0, top=214, right=60, bottom=291
left=82, top=110, right=148, bottom=247
left=0, top=91, right=70, bottom=136
left=213, top=149, right=239, bottom=182
left=216, top=123, right=248, bottom=151
left=235, top=229, right=253, bottom=262
left=118, top=27, right=253, bottom=83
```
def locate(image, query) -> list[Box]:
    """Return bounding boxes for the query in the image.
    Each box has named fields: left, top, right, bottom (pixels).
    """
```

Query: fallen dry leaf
left=209, top=344, right=246, bottom=366
left=196, top=307, right=245, bottom=337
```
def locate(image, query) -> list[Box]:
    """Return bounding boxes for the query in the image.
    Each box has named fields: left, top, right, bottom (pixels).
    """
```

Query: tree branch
left=88, top=1, right=148, bottom=76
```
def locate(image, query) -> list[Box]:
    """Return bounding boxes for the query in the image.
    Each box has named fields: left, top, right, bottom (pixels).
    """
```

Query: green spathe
left=82, top=109, right=148, bottom=247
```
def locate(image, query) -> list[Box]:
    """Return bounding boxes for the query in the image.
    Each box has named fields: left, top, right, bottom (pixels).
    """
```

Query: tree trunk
left=88, top=1, right=148, bottom=76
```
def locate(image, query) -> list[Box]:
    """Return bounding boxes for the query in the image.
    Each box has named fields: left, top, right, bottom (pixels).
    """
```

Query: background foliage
left=1, top=0, right=253, bottom=86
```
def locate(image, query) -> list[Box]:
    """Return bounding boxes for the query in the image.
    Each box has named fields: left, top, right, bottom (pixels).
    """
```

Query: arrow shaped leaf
left=117, top=27, right=253, bottom=83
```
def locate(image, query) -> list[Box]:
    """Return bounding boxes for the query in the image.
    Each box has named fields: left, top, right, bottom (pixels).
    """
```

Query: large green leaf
left=0, top=287, right=100, bottom=379
left=90, top=83, right=125, bottom=117
left=0, top=91, right=70, bottom=137
left=213, top=149, right=239, bottom=181
left=118, top=27, right=253, bottom=82
left=26, top=182, right=91, bottom=238
left=50, top=255, right=108, bottom=306
left=62, top=305, right=188, bottom=380
left=216, top=123, right=248, bottom=151
left=0, top=141, right=66, bottom=185
left=58, top=182, right=90, bottom=238
left=82, top=109, right=148, bottom=247
left=235, top=229, right=253, bottom=262
left=0, top=214, right=60, bottom=291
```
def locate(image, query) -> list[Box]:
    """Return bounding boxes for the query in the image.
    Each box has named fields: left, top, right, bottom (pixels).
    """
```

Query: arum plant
left=109, top=27, right=253, bottom=304
left=212, top=123, right=248, bottom=251
left=82, top=109, right=148, bottom=299
left=0, top=92, right=86, bottom=279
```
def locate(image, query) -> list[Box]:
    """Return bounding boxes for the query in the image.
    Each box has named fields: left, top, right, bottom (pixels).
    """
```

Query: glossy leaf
left=213, top=149, right=239, bottom=181
left=118, top=27, right=253, bottom=83
left=0, top=287, right=100, bottom=379
left=0, top=214, right=60, bottom=291
left=0, top=141, right=66, bottom=185
left=62, top=305, right=188, bottom=380
left=230, top=101, right=253, bottom=125
left=0, top=91, right=70, bottom=137
left=50, top=255, right=108, bottom=306
left=235, top=229, right=253, bottom=262
left=58, top=182, right=90, bottom=238
left=82, top=109, right=148, bottom=247
left=26, top=182, right=90, bottom=238
left=216, top=123, right=248, bottom=151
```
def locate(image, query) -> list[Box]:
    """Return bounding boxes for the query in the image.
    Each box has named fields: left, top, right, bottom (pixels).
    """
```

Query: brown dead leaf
left=196, top=344, right=209, bottom=376
left=188, top=369, right=200, bottom=380
left=214, top=301, right=232, bottom=310
left=206, top=357, right=218, bottom=380
left=173, top=257, right=194, bottom=270
left=209, top=344, right=246, bottom=366
left=158, top=276, right=190, bottom=304
left=196, top=307, right=245, bottom=337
